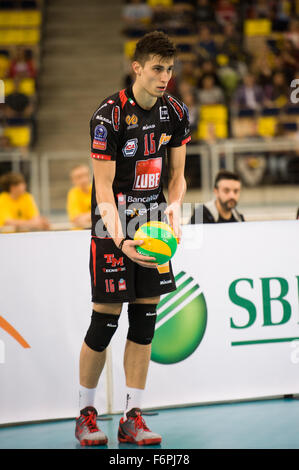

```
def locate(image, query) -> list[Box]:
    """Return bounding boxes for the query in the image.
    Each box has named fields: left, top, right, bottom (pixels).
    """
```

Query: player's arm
left=165, top=144, right=187, bottom=243
left=92, top=159, right=157, bottom=268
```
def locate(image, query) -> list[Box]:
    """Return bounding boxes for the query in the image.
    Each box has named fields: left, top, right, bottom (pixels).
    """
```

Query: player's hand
left=121, top=239, right=158, bottom=269
left=164, top=202, right=181, bottom=244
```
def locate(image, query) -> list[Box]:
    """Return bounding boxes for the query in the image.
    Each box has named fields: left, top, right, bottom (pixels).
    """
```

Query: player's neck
left=132, top=82, right=157, bottom=111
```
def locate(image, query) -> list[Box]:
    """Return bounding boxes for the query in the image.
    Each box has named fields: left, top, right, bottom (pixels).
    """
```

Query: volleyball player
left=75, top=31, right=191, bottom=446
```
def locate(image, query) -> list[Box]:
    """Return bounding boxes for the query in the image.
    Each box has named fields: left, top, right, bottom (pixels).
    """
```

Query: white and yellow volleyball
left=134, top=221, right=178, bottom=265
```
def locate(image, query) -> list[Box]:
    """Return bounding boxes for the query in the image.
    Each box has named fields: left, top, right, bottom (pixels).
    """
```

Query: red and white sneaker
left=118, top=408, right=162, bottom=445
left=75, top=406, right=108, bottom=446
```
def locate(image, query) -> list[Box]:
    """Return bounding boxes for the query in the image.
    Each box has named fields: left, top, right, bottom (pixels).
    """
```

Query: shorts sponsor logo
left=142, top=124, right=155, bottom=130
left=160, top=279, right=172, bottom=285
left=102, top=267, right=126, bottom=273
left=112, top=105, right=120, bottom=132
left=104, top=254, right=124, bottom=267
left=159, top=106, right=169, bottom=121
left=118, top=278, right=127, bottom=291
left=133, top=157, right=162, bottom=191
left=122, top=138, right=138, bottom=157
left=158, top=133, right=172, bottom=150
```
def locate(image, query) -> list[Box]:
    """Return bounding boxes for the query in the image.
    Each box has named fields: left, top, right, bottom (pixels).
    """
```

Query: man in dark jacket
left=189, top=169, right=245, bottom=224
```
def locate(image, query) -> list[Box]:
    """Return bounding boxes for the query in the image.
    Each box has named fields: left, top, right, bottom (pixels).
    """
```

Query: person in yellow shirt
left=67, top=164, right=92, bottom=229
left=0, top=172, right=50, bottom=231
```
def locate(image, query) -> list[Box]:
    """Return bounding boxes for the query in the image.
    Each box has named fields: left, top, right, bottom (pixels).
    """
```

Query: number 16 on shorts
left=105, top=279, right=115, bottom=293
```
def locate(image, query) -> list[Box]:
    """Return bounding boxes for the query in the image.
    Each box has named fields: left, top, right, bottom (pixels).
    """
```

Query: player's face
left=135, top=55, right=174, bottom=98
left=214, top=179, right=241, bottom=211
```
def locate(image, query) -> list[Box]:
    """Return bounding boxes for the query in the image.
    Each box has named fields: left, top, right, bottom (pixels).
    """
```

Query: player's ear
left=132, top=60, right=143, bottom=76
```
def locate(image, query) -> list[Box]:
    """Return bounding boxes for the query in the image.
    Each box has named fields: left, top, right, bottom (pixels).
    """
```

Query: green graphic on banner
left=151, top=271, right=207, bottom=364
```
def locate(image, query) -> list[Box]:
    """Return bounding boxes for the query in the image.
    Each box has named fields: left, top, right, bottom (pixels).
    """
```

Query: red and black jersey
left=90, top=85, right=191, bottom=238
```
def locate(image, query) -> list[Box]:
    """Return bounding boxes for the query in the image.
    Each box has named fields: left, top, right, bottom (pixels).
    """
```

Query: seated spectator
left=122, top=0, right=153, bottom=36
left=215, top=0, right=237, bottom=26
left=232, top=73, right=265, bottom=112
left=0, top=172, right=50, bottom=231
left=195, top=0, right=215, bottom=25
left=4, top=76, right=34, bottom=119
left=177, top=81, right=199, bottom=137
left=189, top=170, right=245, bottom=224
left=196, top=25, right=218, bottom=60
left=285, top=18, right=299, bottom=48
left=67, top=164, right=92, bottom=229
left=8, top=47, right=36, bottom=79
left=264, top=71, right=289, bottom=108
left=197, top=73, right=225, bottom=105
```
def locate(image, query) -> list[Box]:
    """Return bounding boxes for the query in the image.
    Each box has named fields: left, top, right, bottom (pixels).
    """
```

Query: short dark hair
left=133, top=31, right=176, bottom=65
left=0, top=172, right=25, bottom=192
left=214, top=170, right=241, bottom=188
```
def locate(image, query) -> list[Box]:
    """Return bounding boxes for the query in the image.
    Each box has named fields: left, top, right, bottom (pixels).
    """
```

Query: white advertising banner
left=0, top=221, right=299, bottom=424
left=0, top=231, right=107, bottom=425
left=111, top=221, right=299, bottom=412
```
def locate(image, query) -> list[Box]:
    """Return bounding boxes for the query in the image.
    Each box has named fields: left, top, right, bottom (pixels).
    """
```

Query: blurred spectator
left=194, top=0, right=215, bottom=25
left=178, top=81, right=199, bottom=137
left=0, top=172, right=50, bottom=231
left=8, top=47, right=36, bottom=79
left=4, top=76, right=34, bottom=119
left=196, top=25, right=218, bottom=60
left=122, top=0, right=153, bottom=36
left=189, top=170, right=245, bottom=224
left=285, top=18, right=299, bottom=48
left=215, top=0, right=237, bottom=26
left=264, top=71, right=289, bottom=108
left=216, top=54, right=240, bottom=98
left=67, top=164, right=92, bottom=229
left=245, top=0, right=274, bottom=20
left=197, top=73, right=225, bottom=105
left=232, top=73, right=265, bottom=111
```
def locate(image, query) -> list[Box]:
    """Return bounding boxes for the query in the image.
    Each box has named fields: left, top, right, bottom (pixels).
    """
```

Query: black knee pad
left=127, top=303, right=158, bottom=345
left=84, top=310, right=120, bottom=352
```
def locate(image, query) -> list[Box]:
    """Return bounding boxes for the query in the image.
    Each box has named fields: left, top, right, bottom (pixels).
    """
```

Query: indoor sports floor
left=1, top=398, right=299, bottom=449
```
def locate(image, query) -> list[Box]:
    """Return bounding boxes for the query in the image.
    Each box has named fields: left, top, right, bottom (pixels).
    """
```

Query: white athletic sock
left=124, top=386, right=143, bottom=420
left=79, top=385, right=97, bottom=414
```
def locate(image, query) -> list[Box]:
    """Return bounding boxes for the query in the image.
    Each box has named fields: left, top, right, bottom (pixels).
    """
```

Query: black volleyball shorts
left=89, top=236, right=176, bottom=303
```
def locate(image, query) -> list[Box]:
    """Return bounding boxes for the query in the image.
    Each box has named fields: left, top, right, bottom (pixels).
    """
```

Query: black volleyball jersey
left=90, top=86, right=191, bottom=238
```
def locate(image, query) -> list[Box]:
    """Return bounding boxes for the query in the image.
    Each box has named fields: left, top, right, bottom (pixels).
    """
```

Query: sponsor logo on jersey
left=158, top=133, right=172, bottom=150
left=167, top=95, right=184, bottom=120
left=127, top=193, right=159, bottom=203
left=159, top=106, right=169, bottom=121
left=133, top=157, right=162, bottom=191
left=93, top=139, right=107, bottom=150
left=112, top=105, right=120, bottom=131
left=94, top=124, right=107, bottom=141
left=96, top=115, right=112, bottom=125
left=122, top=138, right=138, bottom=157
left=117, top=192, right=126, bottom=205
left=142, top=124, right=156, bottom=130
left=125, top=114, right=138, bottom=129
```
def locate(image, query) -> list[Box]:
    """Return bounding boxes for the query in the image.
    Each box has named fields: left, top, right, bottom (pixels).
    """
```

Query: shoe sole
left=118, top=428, right=161, bottom=446
left=77, top=437, right=108, bottom=446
